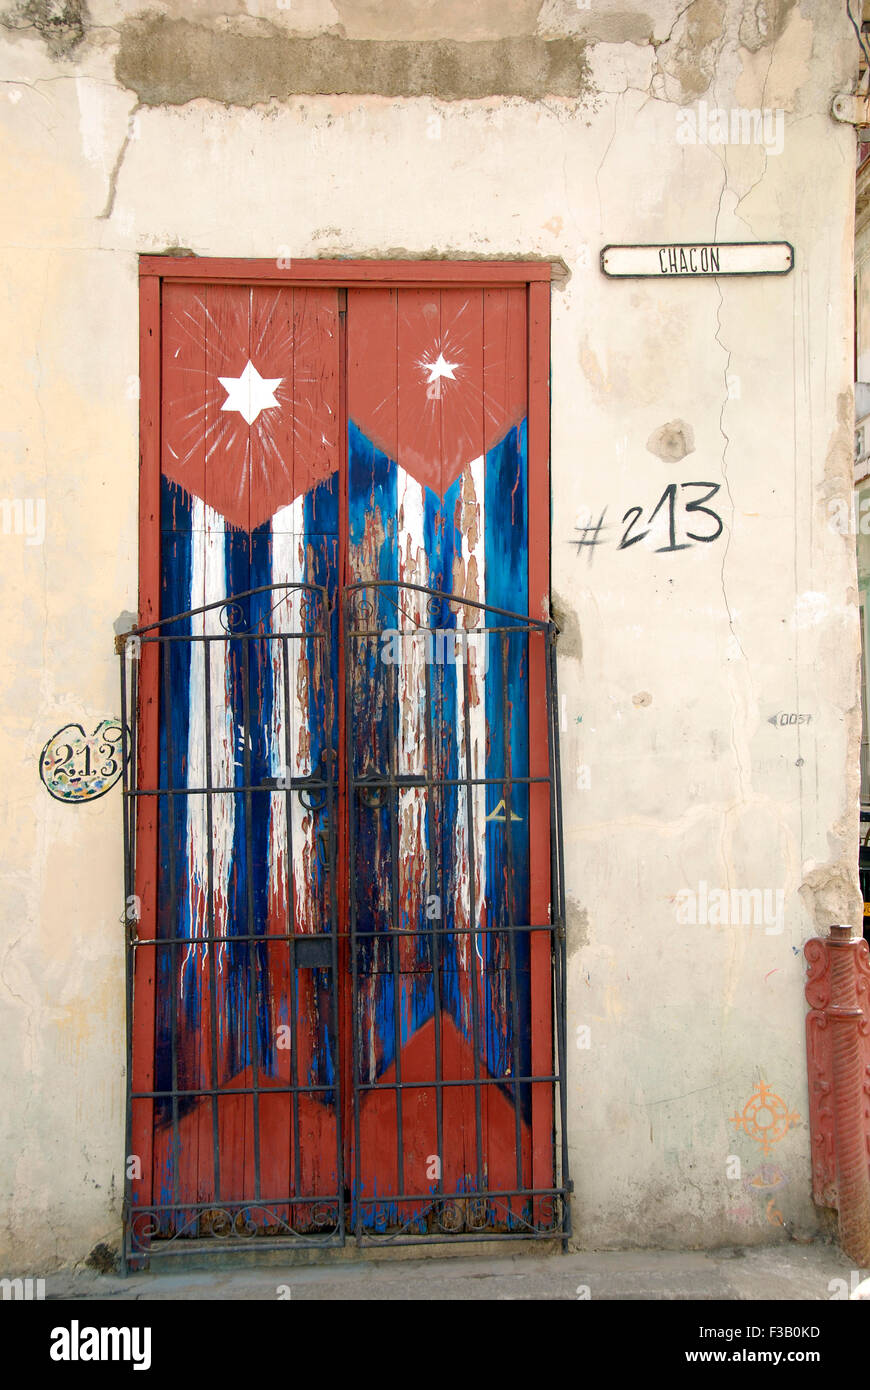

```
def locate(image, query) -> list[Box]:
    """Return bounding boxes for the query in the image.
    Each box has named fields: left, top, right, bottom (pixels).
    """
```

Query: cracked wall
left=0, top=0, right=861, bottom=1268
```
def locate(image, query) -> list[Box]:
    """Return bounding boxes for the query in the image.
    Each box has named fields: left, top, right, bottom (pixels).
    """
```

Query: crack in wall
left=98, top=100, right=139, bottom=221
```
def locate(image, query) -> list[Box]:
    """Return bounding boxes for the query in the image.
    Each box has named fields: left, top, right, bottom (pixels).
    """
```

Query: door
left=122, top=261, right=566, bottom=1265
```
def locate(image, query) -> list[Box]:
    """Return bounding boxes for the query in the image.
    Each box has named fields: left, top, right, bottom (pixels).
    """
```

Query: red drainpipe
left=805, top=924, right=870, bottom=1265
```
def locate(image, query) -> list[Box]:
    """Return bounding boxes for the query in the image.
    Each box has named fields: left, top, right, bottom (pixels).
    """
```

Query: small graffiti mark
left=486, top=799, right=522, bottom=823
left=40, top=719, right=127, bottom=803
left=767, top=712, right=812, bottom=727
left=745, top=1163, right=787, bottom=1191
left=730, top=1081, right=800, bottom=1157
left=766, top=1198, right=785, bottom=1226
left=730, top=1203, right=754, bottom=1222
left=764, top=969, right=780, bottom=983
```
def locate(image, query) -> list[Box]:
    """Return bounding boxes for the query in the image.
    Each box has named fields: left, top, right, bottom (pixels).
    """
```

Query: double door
left=123, top=264, right=567, bottom=1264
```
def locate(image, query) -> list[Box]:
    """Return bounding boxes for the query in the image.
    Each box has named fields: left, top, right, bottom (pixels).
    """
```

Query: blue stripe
left=303, top=481, right=340, bottom=1097
left=224, top=523, right=254, bottom=1078
left=247, top=523, right=276, bottom=1079
left=156, top=481, right=194, bottom=1138
left=438, top=469, right=467, bottom=1034
left=484, top=422, right=531, bottom=1118
left=348, top=421, right=397, bottom=995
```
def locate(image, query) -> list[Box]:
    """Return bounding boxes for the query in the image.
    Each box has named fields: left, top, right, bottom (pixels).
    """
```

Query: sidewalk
left=41, top=1239, right=863, bottom=1301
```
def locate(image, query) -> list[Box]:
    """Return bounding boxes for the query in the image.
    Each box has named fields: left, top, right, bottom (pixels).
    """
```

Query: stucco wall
left=0, top=0, right=859, bottom=1269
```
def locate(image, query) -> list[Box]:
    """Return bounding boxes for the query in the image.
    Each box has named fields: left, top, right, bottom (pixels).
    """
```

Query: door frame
left=132, top=257, right=558, bottom=1255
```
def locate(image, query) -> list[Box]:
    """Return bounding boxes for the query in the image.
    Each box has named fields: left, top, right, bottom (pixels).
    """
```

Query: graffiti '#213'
left=572, top=482, right=724, bottom=561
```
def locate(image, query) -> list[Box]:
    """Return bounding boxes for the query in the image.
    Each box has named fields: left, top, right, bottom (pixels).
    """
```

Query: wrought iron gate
left=120, top=580, right=567, bottom=1266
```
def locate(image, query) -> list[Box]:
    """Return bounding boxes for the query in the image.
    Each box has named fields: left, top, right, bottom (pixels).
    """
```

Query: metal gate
left=120, top=592, right=566, bottom=1267
left=344, top=580, right=568, bottom=1244
left=120, top=582, right=343, bottom=1263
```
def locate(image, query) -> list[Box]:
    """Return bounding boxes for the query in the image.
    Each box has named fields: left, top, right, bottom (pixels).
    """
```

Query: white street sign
left=601, top=242, right=794, bottom=278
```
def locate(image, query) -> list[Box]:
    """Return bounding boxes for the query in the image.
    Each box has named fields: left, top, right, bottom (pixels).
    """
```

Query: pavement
left=38, top=1238, right=867, bottom=1300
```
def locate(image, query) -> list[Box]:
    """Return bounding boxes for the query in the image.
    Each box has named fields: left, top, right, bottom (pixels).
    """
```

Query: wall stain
left=550, top=589, right=581, bottom=661
left=541, top=8, right=654, bottom=46
left=566, top=897, right=589, bottom=960
left=1, top=0, right=86, bottom=58
left=115, top=17, right=592, bottom=106
left=646, top=418, right=695, bottom=463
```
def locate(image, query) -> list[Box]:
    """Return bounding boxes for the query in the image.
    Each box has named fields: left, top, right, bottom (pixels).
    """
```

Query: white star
left=423, top=352, right=459, bottom=385
left=218, top=359, right=283, bottom=426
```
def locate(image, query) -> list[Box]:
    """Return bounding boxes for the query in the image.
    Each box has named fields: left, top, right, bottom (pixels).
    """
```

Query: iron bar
left=501, top=627, right=526, bottom=1195
left=161, top=632, right=182, bottom=1224
left=203, top=633, right=222, bottom=1207
left=279, top=632, right=301, bottom=1218
left=460, top=633, right=485, bottom=1192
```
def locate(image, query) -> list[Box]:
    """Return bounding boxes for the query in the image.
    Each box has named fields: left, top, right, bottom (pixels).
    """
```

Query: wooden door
left=344, top=286, right=552, bottom=1236
left=126, top=262, right=557, bottom=1262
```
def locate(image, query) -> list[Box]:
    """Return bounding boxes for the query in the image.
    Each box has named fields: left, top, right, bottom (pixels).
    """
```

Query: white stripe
left=396, top=468, right=429, bottom=975
left=185, top=497, right=234, bottom=984
left=267, top=498, right=312, bottom=936
left=453, top=457, right=487, bottom=993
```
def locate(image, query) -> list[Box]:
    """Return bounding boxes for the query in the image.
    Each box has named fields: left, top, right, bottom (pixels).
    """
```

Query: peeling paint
left=549, top=590, right=581, bottom=662
left=657, top=0, right=727, bottom=101
left=738, top=0, right=797, bottom=53
left=799, top=864, right=861, bottom=935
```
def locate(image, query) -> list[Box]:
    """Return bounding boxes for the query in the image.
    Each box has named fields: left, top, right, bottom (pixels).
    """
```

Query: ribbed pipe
left=827, top=927, right=870, bottom=1267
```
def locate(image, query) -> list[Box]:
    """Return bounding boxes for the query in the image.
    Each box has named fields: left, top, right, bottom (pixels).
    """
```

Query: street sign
left=601, top=242, right=794, bottom=278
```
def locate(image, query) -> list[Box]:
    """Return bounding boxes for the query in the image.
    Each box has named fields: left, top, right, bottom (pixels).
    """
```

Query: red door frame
left=133, top=257, right=553, bottom=1234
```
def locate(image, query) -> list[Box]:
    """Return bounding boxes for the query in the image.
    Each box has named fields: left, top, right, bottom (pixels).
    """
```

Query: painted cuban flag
left=151, top=280, right=535, bottom=1230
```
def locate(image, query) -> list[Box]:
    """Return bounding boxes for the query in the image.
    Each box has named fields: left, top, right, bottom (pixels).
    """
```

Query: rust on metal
left=805, top=925, right=870, bottom=1265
